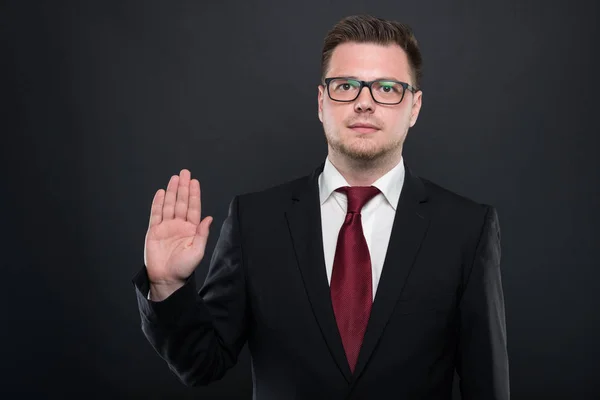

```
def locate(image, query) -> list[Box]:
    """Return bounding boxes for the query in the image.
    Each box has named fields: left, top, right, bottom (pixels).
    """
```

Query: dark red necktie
left=330, top=185, right=380, bottom=373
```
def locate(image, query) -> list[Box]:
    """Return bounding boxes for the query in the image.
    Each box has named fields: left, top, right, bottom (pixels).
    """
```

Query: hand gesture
left=144, top=169, right=213, bottom=300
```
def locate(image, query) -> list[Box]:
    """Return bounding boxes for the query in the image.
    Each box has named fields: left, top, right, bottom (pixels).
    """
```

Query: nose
left=354, top=86, right=375, bottom=113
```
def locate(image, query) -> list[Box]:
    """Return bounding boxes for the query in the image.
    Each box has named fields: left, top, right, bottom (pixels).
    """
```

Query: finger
left=192, top=216, right=213, bottom=254
left=175, top=169, right=191, bottom=220
left=163, top=175, right=179, bottom=220
left=196, top=216, right=213, bottom=238
left=187, top=179, right=201, bottom=225
left=149, top=189, right=165, bottom=227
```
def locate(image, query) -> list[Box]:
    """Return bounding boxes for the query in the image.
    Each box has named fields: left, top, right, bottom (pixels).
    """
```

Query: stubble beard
left=324, top=127, right=404, bottom=165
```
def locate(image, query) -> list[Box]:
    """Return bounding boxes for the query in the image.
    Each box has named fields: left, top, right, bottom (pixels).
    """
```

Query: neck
left=327, top=147, right=403, bottom=186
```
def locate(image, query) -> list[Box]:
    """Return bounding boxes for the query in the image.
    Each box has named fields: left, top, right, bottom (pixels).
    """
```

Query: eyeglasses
left=323, top=77, right=418, bottom=105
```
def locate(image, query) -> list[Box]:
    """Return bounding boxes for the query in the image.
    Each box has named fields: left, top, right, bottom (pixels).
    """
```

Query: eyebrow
left=342, top=75, right=403, bottom=82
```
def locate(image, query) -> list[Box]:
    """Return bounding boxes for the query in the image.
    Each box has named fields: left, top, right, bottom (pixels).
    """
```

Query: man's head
left=318, top=15, right=423, bottom=166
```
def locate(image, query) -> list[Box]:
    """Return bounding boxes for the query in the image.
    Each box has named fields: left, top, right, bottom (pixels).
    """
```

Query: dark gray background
left=2, top=0, right=599, bottom=398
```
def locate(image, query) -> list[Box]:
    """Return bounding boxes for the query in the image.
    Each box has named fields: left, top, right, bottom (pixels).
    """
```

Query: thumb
left=195, top=216, right=213, bottom=239
left=191, top=216, right=213, bottom=256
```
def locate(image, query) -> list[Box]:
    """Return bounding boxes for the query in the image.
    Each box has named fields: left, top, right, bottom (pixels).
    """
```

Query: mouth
left=348, top=123, right=380, bottom=134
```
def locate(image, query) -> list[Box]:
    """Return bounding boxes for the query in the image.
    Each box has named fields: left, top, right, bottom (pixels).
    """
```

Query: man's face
left=318, top=42, right=422, bottom=162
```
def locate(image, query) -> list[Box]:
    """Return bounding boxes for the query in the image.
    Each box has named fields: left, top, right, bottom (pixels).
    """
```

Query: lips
left=348, top=123, right=380, bottom=133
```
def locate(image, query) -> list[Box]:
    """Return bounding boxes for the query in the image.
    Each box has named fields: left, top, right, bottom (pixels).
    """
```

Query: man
left=132, top=14, right=509, bottom=399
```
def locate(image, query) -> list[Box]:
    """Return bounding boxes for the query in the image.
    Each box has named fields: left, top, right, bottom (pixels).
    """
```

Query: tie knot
left=335, top=186, right=380, bottom=213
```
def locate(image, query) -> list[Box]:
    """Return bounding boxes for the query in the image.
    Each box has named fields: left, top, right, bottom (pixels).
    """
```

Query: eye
left=333, top=79, right=360, bottom=91
left=378, top=82, right=399, bottom=93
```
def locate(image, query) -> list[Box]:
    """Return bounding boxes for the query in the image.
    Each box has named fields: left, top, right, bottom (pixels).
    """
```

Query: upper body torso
left=133, top=158, right=509, bottom=399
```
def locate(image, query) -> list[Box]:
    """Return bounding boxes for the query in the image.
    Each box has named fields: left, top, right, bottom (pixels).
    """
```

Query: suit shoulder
left=234, top=173, right=310, bottom=209
left=417, top=175, right=500, bottom=250
left=418, top=175, right=496, bottom=222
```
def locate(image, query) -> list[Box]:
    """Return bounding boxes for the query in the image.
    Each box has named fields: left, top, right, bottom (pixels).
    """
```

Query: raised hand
left=144, top=169, right=213, bottom=301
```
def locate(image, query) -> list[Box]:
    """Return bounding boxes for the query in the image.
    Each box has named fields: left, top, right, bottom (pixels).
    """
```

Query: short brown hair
left=321, top=15, right=423, bottom=90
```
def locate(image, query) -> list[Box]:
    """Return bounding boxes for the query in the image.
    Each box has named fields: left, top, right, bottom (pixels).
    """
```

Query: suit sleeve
left=131, top=195, right=248, bottom=386
left=456, top=205, right=510, bottom=399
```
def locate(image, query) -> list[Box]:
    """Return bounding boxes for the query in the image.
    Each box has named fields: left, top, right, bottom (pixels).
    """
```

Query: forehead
left=327, top=42, right=412, bottom=83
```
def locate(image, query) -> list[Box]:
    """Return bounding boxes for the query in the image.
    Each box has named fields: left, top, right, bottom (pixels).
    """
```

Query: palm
left=144, top=169, right=213, bottom=285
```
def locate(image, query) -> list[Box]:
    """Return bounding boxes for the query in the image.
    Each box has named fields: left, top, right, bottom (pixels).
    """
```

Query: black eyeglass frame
left=323, top=77, right=419, bottom=105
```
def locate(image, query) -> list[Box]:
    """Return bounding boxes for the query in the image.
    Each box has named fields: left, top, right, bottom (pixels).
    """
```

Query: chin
left=324, top=126, right=401, bottom=162
left=337, top=139, right=388, bottom=161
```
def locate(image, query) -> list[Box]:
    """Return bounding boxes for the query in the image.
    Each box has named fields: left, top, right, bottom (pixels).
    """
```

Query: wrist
left=148, top=280, right=185, bottom=302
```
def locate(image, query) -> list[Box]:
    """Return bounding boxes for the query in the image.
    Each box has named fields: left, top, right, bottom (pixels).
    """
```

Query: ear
left=409, top=90, right=423, bottom=128
left=318, top=85, right=324, bottom=123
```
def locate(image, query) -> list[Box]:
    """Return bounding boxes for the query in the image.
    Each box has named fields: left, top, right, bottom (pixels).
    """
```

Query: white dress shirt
left=318, top=156, right=405, bottom=300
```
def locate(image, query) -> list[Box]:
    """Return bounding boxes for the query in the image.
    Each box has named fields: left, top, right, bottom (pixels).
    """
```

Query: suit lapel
left=285, top=162, right=353, bottom=383
left=351, top=159, right=431, bottom=382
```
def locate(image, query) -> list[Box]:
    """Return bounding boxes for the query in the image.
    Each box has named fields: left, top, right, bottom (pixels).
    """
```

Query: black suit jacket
left=132, top=159, right=509, bottom=399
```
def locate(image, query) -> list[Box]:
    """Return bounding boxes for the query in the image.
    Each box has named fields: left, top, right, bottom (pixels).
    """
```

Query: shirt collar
left=318, top=156, right=405, bottom=210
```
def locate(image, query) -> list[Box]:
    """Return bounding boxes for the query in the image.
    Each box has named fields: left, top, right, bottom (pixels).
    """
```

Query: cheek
left=322, top=103, right=345, bottom=124
left=387, top=108, right=412, bottom=130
